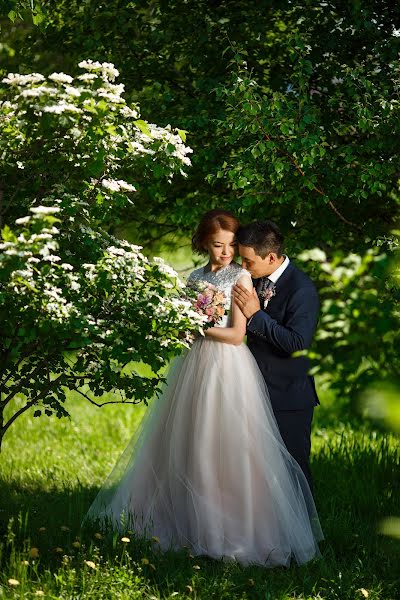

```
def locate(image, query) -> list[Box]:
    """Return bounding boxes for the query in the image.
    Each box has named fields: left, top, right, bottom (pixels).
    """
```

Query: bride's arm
left=204, top=275, right=252, bottom=345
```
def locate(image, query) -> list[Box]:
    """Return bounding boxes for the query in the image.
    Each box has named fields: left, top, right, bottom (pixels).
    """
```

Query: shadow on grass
left=1, top=426, right=399, bottom=599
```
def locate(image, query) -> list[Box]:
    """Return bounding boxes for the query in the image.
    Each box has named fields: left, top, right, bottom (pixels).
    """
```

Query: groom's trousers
left=273, top=406, right=314, bottom=494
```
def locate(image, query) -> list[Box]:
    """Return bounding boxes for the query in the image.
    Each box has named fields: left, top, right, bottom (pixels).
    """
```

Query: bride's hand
left=233, top=283, right=261, bottom=319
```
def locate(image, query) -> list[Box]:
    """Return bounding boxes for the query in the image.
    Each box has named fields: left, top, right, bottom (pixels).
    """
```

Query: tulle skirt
left=85, top=338, right=323, bottom=567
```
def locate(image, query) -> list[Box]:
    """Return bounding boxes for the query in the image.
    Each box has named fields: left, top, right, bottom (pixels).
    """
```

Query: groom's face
left=238, top=245, right=278, bottom=279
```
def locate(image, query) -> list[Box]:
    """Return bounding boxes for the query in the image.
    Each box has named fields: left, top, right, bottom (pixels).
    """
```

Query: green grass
left=0, top=386, right=399, bottom=599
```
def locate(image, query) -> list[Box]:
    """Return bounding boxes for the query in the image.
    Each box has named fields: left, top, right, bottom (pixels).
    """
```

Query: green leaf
left=176, top=129, right=188, bottom=142
left=134, top=119, right=151, bottom=137
left=1, top=225, right=17, bottom=243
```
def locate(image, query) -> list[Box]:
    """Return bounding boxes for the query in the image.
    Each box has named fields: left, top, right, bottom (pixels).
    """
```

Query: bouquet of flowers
left=187, top=281, right=227, bottom=328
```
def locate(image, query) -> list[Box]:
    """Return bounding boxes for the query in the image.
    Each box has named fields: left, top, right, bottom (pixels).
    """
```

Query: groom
left=233, top=220, right=319, bottom=492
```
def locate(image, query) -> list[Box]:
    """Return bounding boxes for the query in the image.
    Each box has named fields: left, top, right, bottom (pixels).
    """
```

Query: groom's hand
left=233, top=284, right=261, bottom=319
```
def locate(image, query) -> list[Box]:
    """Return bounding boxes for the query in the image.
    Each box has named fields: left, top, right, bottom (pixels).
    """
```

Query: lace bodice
left=187, top=262, right=251, bottom=327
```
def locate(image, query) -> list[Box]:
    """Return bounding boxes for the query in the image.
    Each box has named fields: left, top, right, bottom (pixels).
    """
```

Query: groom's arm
left=244, top=286, right=319, bottom=356
left=247, top=286, right=319, bottom=355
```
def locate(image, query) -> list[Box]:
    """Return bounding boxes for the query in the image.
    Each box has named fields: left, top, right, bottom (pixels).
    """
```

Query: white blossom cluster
left=102, top=179, right=136, bottom=193
left=0, top=216, right=79, bottom=321
left=2, top=208, right=203, bottom=342
left=78, top=60, right=120, bottom=81
left=0, top=62, right=201, bottom=406
left=1, top=61, right=193, bottom=187
left=144, top=123, right=193, bottom=167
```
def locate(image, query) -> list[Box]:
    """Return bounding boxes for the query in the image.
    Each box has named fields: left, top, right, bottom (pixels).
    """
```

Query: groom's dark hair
left=236, top=220, right=284, bottom=258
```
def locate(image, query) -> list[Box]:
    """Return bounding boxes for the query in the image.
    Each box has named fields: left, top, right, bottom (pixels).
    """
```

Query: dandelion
left=84, top=560, right=97, bottom=569
left=72, top=541, right=81, bottom=548
left=29, top=547, right=40, bottom=558
left=8, top=579, right=20, bottom=586
left=35, top=591, right=45, bottom=596
left=121, top=536, right=130, bottom=543
left=21, top=560, right=29, bottom=566
left=54, top=547, right=63, bottom=553
left=94, top=532, right=103, bottom=540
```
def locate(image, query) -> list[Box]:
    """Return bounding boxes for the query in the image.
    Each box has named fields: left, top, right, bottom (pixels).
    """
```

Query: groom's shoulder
left=286, top=262, right=317, bottom=292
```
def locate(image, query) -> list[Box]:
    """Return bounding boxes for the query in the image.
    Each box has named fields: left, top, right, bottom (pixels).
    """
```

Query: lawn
left=0, top=384, right=399, bottom=599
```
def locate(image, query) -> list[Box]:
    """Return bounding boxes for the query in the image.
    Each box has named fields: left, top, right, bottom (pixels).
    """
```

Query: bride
left=85, top=209, right=323, bottom=567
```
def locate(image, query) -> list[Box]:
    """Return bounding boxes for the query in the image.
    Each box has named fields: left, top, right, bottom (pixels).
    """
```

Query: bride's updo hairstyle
left=192, top=209, right=240, bottom=255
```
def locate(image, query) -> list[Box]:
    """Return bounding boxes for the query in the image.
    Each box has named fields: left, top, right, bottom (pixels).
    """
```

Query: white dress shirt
left=267, top=255, right=290, bottom=284
left=247, top=256, right=290, bottom=326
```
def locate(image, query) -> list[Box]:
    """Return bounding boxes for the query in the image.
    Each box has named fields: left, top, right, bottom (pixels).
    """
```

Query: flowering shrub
left=0, top=60, right=192, bottom=227
left=0, top=62, right=201, bottom=449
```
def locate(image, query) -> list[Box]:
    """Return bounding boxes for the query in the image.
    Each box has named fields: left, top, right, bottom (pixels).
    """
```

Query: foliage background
left=1, top=0, right=399, bottom=400
left=0, top=2, right=399, bottom=598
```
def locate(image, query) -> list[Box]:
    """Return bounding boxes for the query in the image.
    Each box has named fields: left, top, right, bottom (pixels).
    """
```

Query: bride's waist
left=194, top=337, right=245, bottom=348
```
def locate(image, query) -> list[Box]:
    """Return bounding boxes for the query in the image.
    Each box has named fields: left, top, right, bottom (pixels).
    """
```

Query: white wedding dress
left=85, top=262, right=323, bottom=566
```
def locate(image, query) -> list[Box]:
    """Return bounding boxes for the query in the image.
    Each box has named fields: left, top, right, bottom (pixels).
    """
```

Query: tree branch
left=74, top=388, right=142, bottom=407
left=1, top=355, right=61, bottom=408
left=251, top=107, right=362, bottom=231
left=1, top=373, right=66, bottom=439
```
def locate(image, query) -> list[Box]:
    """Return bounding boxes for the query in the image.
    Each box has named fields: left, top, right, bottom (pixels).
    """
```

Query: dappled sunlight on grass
left=0, top=386, right=399, bottom=599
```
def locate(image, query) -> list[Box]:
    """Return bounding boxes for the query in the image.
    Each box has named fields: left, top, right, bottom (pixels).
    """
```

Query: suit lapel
left=273, top=262, right=294, bottom=292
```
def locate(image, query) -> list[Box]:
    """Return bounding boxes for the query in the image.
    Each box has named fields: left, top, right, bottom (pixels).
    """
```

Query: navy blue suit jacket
left=246, top=262, right=320, bottom=412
